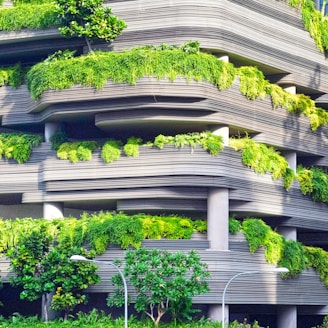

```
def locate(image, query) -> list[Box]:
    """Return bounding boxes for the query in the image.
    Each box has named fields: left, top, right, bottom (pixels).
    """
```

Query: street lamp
left=70, top=255, right=128, bottom=328
left=221, top=267, right=289, bottom=328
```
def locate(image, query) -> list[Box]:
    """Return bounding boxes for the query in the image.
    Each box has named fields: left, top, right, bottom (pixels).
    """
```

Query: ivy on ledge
left=2, top=212, right=328, bottom=288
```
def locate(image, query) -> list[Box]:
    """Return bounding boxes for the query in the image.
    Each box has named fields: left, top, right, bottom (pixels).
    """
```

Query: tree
left=54, top=0, right=127, bottom=53
left=7, top=229, right=99, bottom=321
left=42, top=243, right=100, bottom=320
left=107, top=248, right=210, bottom=326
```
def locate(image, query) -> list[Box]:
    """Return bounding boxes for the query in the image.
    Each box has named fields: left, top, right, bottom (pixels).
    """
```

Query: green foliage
left=288, top=0, right=328, bottom=53
left=107, top=248, right=210, bottom=326
left=229, top=137, right=291, bottom=184
left=43, top=245, right=100, bottom=319
left=24, top=40, right=328, bottom=130
left=0, top=64, right=26, bottom=88
left=0, top=133, right=42, bottom=163
left=49, top=128, right=67, bottom=151
left=0, top=212, right=207, bottom=257
left=237, top=66, right=269, bottom=100
left=314, top=315, right=328, bottom=328
left=297, top=166, right=328, bottom=204
left=101, top=140, right=122, bottom=163
left=26, top=43, right=236, bottom=100
left=57, top=141, right=98, bottom=163
left=305, top=246, right=328, bottom=286
left=44, top=50, right=77, bottom=65
left=241, top=218, right=271, bottom=253
left=13, top=0, right=51, bottom=4
left=55, top=131, right=223, bottom=164
left=7, top=227, right=99, bottom=321
left=0, top=218, right=52, bottom=254
left=123, top=137, right=143, bottom=157
left=53, top=0, right=127, bottom=52
left=7, top=227, right=53, bottom=302
left=153, top=131, right=223, bottom=155
left=0, top=312, right=257, bottom=327
left=283, top=167, right=295, bottom=191
left=140, top=214, right=195, bottom=240
left=0, top=4, right=59, bottom=31
left=279, top=240, right=306, bottom=277
left=228, top=218, right=240, bottom=234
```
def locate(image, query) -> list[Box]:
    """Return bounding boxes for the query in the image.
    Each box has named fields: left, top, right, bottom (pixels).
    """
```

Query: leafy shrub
left=108, top=248, right=210, bottom=326
left=26, top=42, right=236, bottom=100
left=123, top=137, right=142, bottom=157
left=279, top=240, right=306, bottom=277
left=101, top=140, right=122, bottom=163
left=0, top=4, right=59, bottom=31
left=57, top=141, right=98, bottom=163
left=237, top=66, right=269, bottom=100
left=49, top=128, right=67, bottom=150
left=0, top=64, right=26, bottom=88
left=13, top=0, right=51, bottom=4
left=241, top=218, right=271, bottom=253
left=228, top=218, right=240, bottom=234
left=229, top=137, right=291, bottom=184
left=297, top=166, right=328, bottom=204
left=153, top=131, right=223, bottom=155
left=0, top=133, right=42, bottom=163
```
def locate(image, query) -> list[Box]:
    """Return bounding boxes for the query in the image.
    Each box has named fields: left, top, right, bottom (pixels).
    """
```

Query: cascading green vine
left=24, top=43, right=328, bottom=130
left=0, top=133, right=43, bottom=163
left=0, top=212, right=208, bottom=255
left=0, top=64, right=26, bottom=88
left=240, top=217, right=328, bottom=282
left=26, top=42, right=236, bottom=100
left=3, top=213, right=328, bottom=289
left=55, top=131, right=224, bottom=163
left=57, top=141, right=99, bottom=163
left=229, top=137, right=295, bottom=190
left=0, top=3, right=59, bottom=31
left=288, top=0, right=328, bottom=53
left=297, top=166, right=328, bottom=203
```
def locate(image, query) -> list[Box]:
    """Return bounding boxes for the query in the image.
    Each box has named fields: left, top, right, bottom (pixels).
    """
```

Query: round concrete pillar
left=278, top=226, right=297, bottom=241
left=277, top=305, right=297, bottom=328
left=207, top=188, right=229, bottom=250
left=283, top=85, right=296, bottom=95
left=218, top=54, right=229, bottom=63
left=282, top=151, right=297, bottom=172
left=43, top=202, right=64, bottom=219
left=45, top=122, right=62, bottom=143
left=210, top=125, right=229, bottom=147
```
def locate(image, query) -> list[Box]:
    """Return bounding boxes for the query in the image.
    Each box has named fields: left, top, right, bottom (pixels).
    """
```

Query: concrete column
left=277, top=305, right=297, bottom=328
left=283, top=151, right=297, bottom=172
left=283, top=85, right=296, bottom=95
left=278, top=226, right=297, bottom=241
left=45, top=122, right=62, bottom=143
left=207, top=186, right=229, bottom=322
left=207, top=188, right=229, bottom=250
left=218, top=54, right=229, bottom=63
left=43, top=202, right=64, bottom=219
left=210, top=125, right=229, bottom=147
left=208, top=304, right=228, bottom=323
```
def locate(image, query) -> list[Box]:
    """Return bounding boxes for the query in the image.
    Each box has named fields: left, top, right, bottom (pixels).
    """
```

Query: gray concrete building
left=1, top=1, right=328, bottom=327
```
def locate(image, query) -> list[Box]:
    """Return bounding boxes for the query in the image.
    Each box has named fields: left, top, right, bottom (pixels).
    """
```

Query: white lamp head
left=70, top=255, right=88, bottom=261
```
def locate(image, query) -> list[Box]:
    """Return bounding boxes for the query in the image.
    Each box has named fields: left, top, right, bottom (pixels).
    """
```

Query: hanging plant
left=0, top=133, right=42, bottom=163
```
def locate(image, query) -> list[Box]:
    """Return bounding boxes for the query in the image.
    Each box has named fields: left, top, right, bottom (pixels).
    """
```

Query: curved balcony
left=0, top=0, right=327, bottom=94
left=0, top=145, right=314, bottom=230
left=1, top=78, right=327, bottom=159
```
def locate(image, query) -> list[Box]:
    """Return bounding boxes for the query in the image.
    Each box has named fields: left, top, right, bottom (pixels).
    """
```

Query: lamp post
left=70, top=255, right=128, bottom=328
left=221, top=267, right=289, bottom=328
